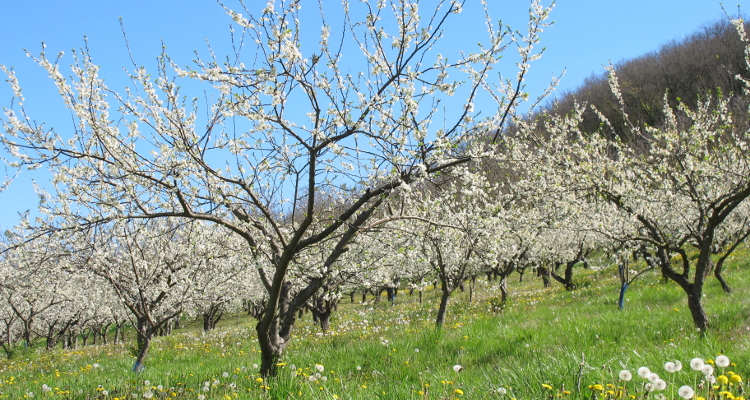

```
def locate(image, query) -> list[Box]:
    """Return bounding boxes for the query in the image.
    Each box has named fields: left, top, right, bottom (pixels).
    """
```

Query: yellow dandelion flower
left=455, top=389, right=464, bottom=395
left=542, top=384, right=553, bottom=390
left=718, top=376, right=730, bottom=385
left=731, top=375, right=742, bottom=383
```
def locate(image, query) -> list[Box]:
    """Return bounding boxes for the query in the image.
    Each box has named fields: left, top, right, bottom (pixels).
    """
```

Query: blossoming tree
left=1, top=0, right=555, bottom=375
left=522, top=45, right=750, bottom=331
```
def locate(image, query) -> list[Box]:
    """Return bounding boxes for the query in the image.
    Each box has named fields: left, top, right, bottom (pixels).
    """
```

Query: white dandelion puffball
left=674, top=361, right=683, bottom=371
left=619, top=370, right=633, bottom=381
left=654, top=379, right=667, bottom=391
left=690, top=358, right=705, bottom=371
left=715, top=355, right=730, bottom=368
left=664, top=362, right=676, bottom=373
left=638, top=366, right=651, bottom=378
left=701, top=365, right=714, bottom=376
left=678, top=385, right=695, bottom=399
left=315, top=364, right=325, bottom=372
left=453, top=365, right=463, bottom=372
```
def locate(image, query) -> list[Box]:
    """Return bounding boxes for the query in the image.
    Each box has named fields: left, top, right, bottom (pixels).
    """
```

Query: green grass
left=1, top=258, right=749, bottom=400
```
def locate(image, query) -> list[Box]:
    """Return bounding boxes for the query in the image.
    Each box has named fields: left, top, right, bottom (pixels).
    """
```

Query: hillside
left=0, top=254, right=748, bottom=400
left=535, top=18, right=750, bottom=142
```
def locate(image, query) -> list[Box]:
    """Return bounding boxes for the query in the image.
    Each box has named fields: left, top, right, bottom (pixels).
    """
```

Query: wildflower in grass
left=356, top=366, right=362, bottom=371
left=718, top=375, right=730, bottom=385
left=542, top=384, right=553, bottom=390
left=654, top=379, right=667, bottom=390
left=716, top=355, right=730, bottom=368
left=222, top=372, right=229, bottom=378
left=619, top=370, right=633, bottom=381
left=731, top=374, right=742, bottom=383
left=678, top=385, right=695, bottom=399
left=497, top=387, right=507, bottom=395
left=308, top=375, right=317, bottom=382
left=198, top=396, right=205, bottom=400
left=144, top=380, right=151, bottom=387
left=691, top=358, right=705, bottom=371
left=649, top=373, right=661, bottom=383
left=42, top=384, right=50, bottom=393
left=415, top=348, right=419, bottom=352
left=202, top=386, right=209, bottom=392
left=589, top=384, right=603, bottom=391
left=701, top=365, right=714, bottom=376
left=665, top=362, right=677, bottom=372
left=645, top=383, right=655, bottom=392
left=453, top=365, right=463, bottom=372
left=675, top=361, right=683, bottom=372
left=103, top=390, right=109, bottom=396
left=315, top=364, right=325, bottom=372
left=455, top=388, right=464, bottom=395
left=143, top=391, right=153, bottom=399
left=638, top=367, right=651, bottom=378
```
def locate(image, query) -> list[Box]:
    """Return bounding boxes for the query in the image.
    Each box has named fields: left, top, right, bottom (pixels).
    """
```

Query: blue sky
left=0, top=0, right=735, bottom=230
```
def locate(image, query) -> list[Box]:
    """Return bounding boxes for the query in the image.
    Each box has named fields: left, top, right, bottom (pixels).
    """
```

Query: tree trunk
left=618, top=283, right=628, bottom=310
left=499, top=276, right=508, bottom=306
left=435, top=287, right=451, bottom=329
left=319, top=311, right=331, bottom=333
left=100, top=323, right=111, bottom=344
left=133, top=318, right=154, bottom=372
left=132, top=335, right=151, bottom=373
left=687, top=291, right=709, bottom=332
left=714, top=262, right=732, bottom=293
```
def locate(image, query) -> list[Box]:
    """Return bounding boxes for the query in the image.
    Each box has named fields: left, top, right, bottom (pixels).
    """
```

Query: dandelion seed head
left=678, top=385, right=695, bottom=399
left=715, top=355, right=730, bottom=368
left=665, top=362, right=676, bottom=372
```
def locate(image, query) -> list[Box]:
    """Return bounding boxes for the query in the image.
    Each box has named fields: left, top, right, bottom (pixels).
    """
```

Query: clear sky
left=0, top=0, right=736, bottom=230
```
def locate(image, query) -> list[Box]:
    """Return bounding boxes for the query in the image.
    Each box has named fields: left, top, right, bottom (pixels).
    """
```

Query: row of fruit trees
left=1, top=0, right=750, bottom=377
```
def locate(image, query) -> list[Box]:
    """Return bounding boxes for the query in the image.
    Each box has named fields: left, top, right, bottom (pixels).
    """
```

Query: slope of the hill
left=0, top=252, right=748, bottom=400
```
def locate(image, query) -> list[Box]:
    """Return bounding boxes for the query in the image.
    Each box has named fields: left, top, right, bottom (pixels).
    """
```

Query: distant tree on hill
left=540, top=18, right=750, bottom=143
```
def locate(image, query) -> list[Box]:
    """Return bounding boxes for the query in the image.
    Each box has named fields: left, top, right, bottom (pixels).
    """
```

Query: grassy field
left=1, top=253, right=749, bottom=400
